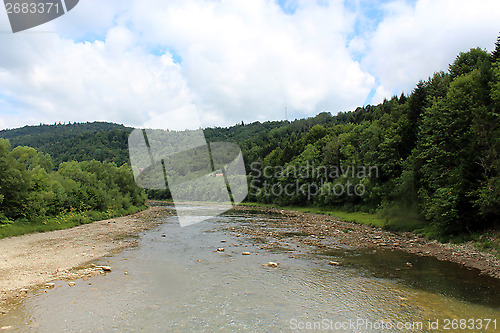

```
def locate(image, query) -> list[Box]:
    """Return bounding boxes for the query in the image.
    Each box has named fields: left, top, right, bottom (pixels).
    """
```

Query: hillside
left=1, top=37, right=499, bottom=239
left=0, top=122, right=133, bottom=166
left=0, top=115, right=336, bottom=168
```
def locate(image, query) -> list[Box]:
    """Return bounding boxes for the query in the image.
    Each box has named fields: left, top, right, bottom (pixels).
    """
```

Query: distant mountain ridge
left=0, top=122, right=133, bottom=166
left=0, top=114, right=338, bottom=167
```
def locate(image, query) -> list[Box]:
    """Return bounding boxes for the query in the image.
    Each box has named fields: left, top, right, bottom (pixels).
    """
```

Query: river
left=1, top=205, right=499, bottom=332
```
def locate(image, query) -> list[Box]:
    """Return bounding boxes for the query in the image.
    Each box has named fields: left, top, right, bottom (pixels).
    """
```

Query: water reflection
left=318, top=248, right=500, bottom=308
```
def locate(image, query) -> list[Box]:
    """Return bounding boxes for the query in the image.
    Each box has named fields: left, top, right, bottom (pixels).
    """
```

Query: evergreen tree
left=491, top=34, right=500, bottom=63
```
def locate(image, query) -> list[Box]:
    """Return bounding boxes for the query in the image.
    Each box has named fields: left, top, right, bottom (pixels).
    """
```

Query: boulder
left=328, top=261, right=342, bottom=266
left=265, top=262, right=279, bottom=267
left=96, top=265, right=112, bottom=272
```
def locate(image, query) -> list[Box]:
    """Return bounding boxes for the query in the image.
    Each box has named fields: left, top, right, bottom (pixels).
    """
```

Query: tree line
left=0, top=122, right=132, bottom=166
left=244, top=38, right=500, bottom=237
left=1, top=37, right=499, bottom=237
left=0, top=139, right=147, bottom=227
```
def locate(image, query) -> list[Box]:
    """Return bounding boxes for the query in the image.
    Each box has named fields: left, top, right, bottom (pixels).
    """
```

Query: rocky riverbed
left=228, top=206, right=500, bottom=279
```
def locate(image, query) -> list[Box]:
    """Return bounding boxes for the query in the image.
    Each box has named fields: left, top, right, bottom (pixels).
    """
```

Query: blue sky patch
left=277, top=0, right=298, bottom=15
left=346, top=0, right=418, bottom=40
left=363, top=88, right=377, bottom=106
left=149, top=46, right=182, bottom=64
left=72, top=32, right=105, bottom=44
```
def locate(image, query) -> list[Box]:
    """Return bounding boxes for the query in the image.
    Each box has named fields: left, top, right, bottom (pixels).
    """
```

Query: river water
left=1, top=206, right=499, bottom=332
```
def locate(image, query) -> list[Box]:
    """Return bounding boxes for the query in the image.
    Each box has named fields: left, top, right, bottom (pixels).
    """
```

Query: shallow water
left=1, top=206, right=499, bottom=332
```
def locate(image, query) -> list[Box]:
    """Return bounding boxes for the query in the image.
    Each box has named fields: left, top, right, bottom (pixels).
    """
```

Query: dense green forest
left=245, top=41, right=500, bottom=237
left=0, top=122, right=132, bottom=166
left=0, top=138, right=147, bottom=237
left=151, top=40, right=500, bottom=237
left=1, top=37, right=499, bottom=238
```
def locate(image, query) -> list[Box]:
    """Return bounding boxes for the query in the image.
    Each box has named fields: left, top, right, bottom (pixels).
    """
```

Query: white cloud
left=0, top=0, right=499, bottom=129
left=361, top=0, right=500, bottom=104
left=0, top=28, right=192, bottom=129
left=0, top=0, right=377, bottom=129
left=143, top=104, right=202, bottom=131
left=126, top=0, right=374, bottom=125
left=52, top=0, right=132, bottom=40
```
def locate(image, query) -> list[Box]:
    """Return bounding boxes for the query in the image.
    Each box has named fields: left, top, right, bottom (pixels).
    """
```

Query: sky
left=0, top=0, right=499, bottom=131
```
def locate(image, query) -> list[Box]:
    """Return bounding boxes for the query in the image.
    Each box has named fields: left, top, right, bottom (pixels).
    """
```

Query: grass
left=472, top=230, right=500, bottom=259
left=292, top=207, right=387, bottom=228
left=239, top=202, right=387, bottom=228
left=0, top=205, right=147, bottom=240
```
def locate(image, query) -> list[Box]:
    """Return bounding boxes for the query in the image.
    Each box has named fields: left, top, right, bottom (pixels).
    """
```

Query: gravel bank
left=229, top=206, right=500, bottom=279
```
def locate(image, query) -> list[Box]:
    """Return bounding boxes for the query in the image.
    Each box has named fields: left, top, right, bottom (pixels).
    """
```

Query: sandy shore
left=0, top=207, right=173, bottom=313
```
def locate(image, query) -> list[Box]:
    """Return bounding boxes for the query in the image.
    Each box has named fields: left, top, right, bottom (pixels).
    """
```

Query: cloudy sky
left=0, top=0, right=499, bottom=130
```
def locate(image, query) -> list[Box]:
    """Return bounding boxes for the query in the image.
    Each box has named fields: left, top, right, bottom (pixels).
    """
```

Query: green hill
left=1, top=36, right=499, bottom=239
left=0, top=115, right=336, bottom=168
left=0, top=122, right=133, bottom=166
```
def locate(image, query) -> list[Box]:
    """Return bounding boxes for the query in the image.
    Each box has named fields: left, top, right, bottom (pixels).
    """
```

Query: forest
left=0, top=138, right=147, bottom=237
left=0, top=36, right=499, bottom=239
left=243, top=42, right=500, bottom=237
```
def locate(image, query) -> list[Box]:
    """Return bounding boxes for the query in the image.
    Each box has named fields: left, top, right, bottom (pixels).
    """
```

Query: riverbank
left=1, top=203, right=499, bottom=315
left=0, top=206, right=148, bottom=240
left=229, top=206, right=500, bottom=279
left=0, top=207, right=174, bottom=314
